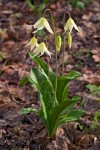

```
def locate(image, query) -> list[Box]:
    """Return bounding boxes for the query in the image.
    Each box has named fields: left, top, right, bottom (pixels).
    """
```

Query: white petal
left=33, top=25, right=44, bottom=34
left=44, top=18, right=54, bottom=34
left=33, top=50, right=41, bottom=57
left=71, top=19, right=79, bottom=32
left=44, top=49, right=52, bottom=58
left=39, top=50, right=44, bottom=57
left=30, top=44, right=35, bottom=51
left=33, top=46, right=40, bottom=53
left=36, top=42, right=39, bottom=47
left=64, top=18, right=71, bottom=32
left=33, top=18, right=43, bottom=28
left=25, top=42, right=31, bottom=47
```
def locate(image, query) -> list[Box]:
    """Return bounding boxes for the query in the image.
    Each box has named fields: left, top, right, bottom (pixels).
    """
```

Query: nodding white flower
left=33, top=17, right=54, bottom=34
left=25, top=36, right=38, bottom=50
left=64, top=17, right=79, bottom=34
left=33, top=42, right=52, bottom=58
left=68, top=33, right=72, bottom=48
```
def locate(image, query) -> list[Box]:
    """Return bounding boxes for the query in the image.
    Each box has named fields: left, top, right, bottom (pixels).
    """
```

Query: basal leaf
left=57, top=75, right=69, bottom=104
left=57, top=109, right=85, bottom=126
left=56, top=71, right=80, bottom=104
left=49, top=99, right=78, bottom=137
left=58, top=117, right=77, bottom=125
left=67, top=109, right=85, bottom=118
left=29, top=52, right=56, bottom=89
left=19, top=76, right=29, bottom=87
left=61, top=96, right=81, bottom=115
left=30, top=67, right=56, bottom=132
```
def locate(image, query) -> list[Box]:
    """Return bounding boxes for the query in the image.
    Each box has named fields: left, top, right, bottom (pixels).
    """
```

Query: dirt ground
left=0, top=0, right=100, bottom=149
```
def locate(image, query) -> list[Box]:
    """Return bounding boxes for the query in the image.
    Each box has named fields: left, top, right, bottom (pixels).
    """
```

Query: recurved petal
left=33, top=46, right=40, bottom=53
left=64, top=17, right=71, bottom=32
left=33, top=50, right=41, bottom=57
left=25, top=42, right=31, bottom=48
left=40, top=49, right=44, bottom=57
left=44, top=49, right=52, bottom=58
left=34, top=23, right=44, bottom=30
left=71, top=19, right=79, bottom=32
left=44, top=18, right=54, bottom=34
left=33, top=17, right=43, bottom=28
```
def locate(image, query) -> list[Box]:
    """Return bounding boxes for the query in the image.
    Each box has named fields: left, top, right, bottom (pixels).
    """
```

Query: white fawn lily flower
left=33, top=42, right=52, bottom=58
left=25, top=36, right=38, bottom=50
left=64, top=17, right=79, bottom=34
left=33, top=17, right=54, bottom=34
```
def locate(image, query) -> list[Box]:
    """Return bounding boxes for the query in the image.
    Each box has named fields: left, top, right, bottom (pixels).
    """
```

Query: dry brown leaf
left=77, top=27, right=86, bottom=39
left=92, top=49, right=100, bottom=62
left=80, top=74, right=100, bottom=85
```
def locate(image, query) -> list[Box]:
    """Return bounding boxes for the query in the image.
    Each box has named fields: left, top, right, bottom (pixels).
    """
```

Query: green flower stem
left=44, top=9, right=58, bottom=105
left=62, top=12, right=70, bottom=74
left=62, top=35, right=66, bottom=74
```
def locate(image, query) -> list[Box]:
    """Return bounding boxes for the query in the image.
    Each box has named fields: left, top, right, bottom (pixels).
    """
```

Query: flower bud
left=55, top=36, right=62, bottom=51
left=68, top=33, right=72, bottom=48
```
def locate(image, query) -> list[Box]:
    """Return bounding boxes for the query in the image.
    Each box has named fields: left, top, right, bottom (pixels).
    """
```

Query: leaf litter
left=0, top=0, right=100, bottom=149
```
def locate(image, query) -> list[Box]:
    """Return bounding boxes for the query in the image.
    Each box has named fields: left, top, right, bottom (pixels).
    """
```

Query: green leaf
left=57, top=109, right=85, bottom=126
left=58, top=117, right=77, bottom=125
left=60, top=96, right=81, bottom=115
left=49, top=99, right=78, bottom=137
left=56, top=75, right=69, bottom=104
left=76, top=1, right=85, bottom=9
left=72, top=0, right=78, bottom=7
left=56, top=71, right=80, bottom=104
left=30, top=67, right=56, bottom=132
left=29, top=52, right=48, bottom=73
left=26, top=0, right=35, bottom=11
left=67, top=109, right=85, bottom=118
left=0, top=51, right=3, bottom=59
left=37, top=30, right=46, bottom=37
left=67, top=70, right=81, bottom=79
left=86, top=84, right=100, bottom=92
left=38, top=3, right=46, bottom=13
left=19, top=76, right=29, bottom=87
left=29, top=52, right=56, bottom=89
left=19, top=107, right=38, bottom=114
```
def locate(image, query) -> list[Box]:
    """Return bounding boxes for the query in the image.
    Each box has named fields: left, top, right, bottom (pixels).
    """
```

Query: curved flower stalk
left=25, top=36, right=38, bottom=50
left=33, top=17, right=54, bottom=34
left=33, top=42, right=52, bottom=58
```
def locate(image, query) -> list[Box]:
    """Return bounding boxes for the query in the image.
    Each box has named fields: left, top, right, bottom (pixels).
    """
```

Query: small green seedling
left=26, top=0, right=48, bottom=15
left=72, top=0, right=91, bottom=9
left=86, top=84, right=100, bottom=99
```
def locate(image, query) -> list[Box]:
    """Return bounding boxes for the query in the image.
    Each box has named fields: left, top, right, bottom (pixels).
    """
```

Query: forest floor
left=0, top=0, right=100, bottom=149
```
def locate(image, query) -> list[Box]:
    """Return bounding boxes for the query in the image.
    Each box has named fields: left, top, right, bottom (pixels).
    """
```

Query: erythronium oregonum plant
left=19, top=9, right=85, bottom=137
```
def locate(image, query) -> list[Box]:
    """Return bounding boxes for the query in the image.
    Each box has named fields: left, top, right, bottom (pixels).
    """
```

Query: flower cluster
left=26, top=14, right=79, bottom=58
left=26, top=17, right=53, bottom=58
